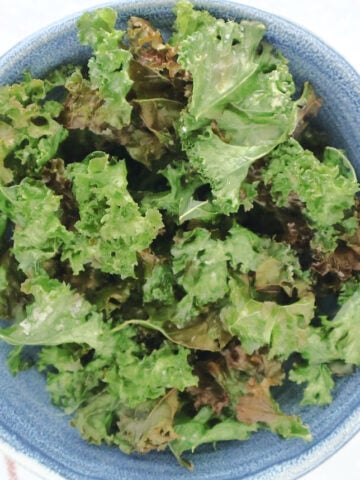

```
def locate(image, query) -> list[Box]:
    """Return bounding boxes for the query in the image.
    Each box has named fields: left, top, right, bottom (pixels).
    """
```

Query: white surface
left=0, top=1, right=359, bottom=480
left=0, top=438, right=63, bottom=480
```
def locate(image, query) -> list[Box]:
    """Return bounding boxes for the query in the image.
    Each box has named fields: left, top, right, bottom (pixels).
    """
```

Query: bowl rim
left=0, top=1, right=359, bottom=480
left=0, top=0, right=359, bottom=82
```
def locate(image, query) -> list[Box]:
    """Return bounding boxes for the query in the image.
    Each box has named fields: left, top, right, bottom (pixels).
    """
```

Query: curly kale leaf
left=170, top=225, right=311, bottom=328
left=289, top=286, right=360, bottom=405
left=0, top=275, right=103, bottom=348
left=62, top=151, right=163, bottom=277
left=263, top=139, right=359, bottom=251
left=171, top=228, right=229, bottom=325
left=171, top=361, right=309, bottom=467
left=37, top=326, right=196, bottom=453
left=140, top=159, right=220, bottom=224
left=77, top=8, right=133, bottom=130
left=0, top=72, right=67, bottom=183
left=170, top=406, right=257, bottom=468
left=170, top=0, right=215, bottom=45
left=225, top=223, right=310, bottom=296
left=143, top=263, right=175, bottom=305
left=220, top=276, right=315, bottom=359
left=103, top=336, right=197, bottom=408
left=174, top=7, right=297, bottom=213
left=0, top=178, right=71, bottom=276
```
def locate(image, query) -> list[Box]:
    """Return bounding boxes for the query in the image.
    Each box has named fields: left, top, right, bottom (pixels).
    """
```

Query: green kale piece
left=0, top=178, right=71, bottom=276
left=170, top=0, right=215, bottom=45
left=171, top=228, right=229, bottom=326
left=290, top=287, right=360, bottom=405
left=174, top=2, right=297, bottom=213
left=62, top=151, right=163, bottom=277
left=0, top=275, right=103, bottom=348
left=0, top=72, right=67, bottom=183
left=170, top=347, right=310, bottom=469
left=220, top=276, right=315, bottom=359
left=140, top=159, right=221, bottom=224
left=263, top=139, right=359, bottom=251
left=143, top=263, right=175, bottom=305
left=170, top=407, right=257, bottom=468
left=170, top=224, right=311, bottom=327
left=103, top=335, right=197, bottom=408
left=37, top=325, right=196, bottom=454
left=77, top=8, right=133, bottom=130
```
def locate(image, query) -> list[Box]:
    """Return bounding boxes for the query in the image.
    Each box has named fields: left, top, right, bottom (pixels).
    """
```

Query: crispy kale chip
left=77, top=8, right=133, bottom=130
left=63, top=9, right=188, bottom=171
left=290, top=287, right=360, bottom=405
left=0, top=72, right=68, bottom=184
left=0, top=178, right=71, bottom=275
left=37, top=325, right=197, bottom=453
left=171, top=342, right=310, bottom=468
left=174, top=1, right=297, bottom=213
left=220, top=276, right=315, bottom=359
left=263, top=139, right=358, bottom=251
left=0, top=275, right=103, bottom=348
left=62, top=151, right=163, bottom=277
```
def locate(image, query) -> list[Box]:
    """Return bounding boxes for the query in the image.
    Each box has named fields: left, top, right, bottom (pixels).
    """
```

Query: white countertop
left=0, top=1, right=359, bottom=479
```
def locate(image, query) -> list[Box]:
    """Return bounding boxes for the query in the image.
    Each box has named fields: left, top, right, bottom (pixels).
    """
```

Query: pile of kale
left=0, top=0, right=359, bottom=468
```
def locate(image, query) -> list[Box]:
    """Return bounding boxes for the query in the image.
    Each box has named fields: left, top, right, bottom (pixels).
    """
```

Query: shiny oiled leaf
left=220, top=276, right=315, bottom=358
left=0, top=73, right=67, bottom=183
left=62, top=151, right=163, bottom=277
left=77, top=8, right=133, bottom=129
left=117, top=307, right=232, bottom=352
left=236, top=379, right=311, bottom=440
left=0, top=275, right=103, bottom=348
left=0, top=179, right=71, bottom=275
left=263, top=139, right=359, bottom=251
left=117, top=389, right=180, bottom=453
left=175, top=5, right=297, bottom=213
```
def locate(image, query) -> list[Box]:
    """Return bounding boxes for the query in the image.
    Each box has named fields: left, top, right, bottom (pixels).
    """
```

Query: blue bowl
left=0, top=1, right=359, bottom=479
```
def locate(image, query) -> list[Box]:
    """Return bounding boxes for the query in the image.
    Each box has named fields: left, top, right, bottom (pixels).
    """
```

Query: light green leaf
left=326, top=287, right=360, bottom=365
left=174, top=8, right=298, bottom=213
left=62, top=152, right=163, bottom=277
left=171, top=228, right=229, bottom=325
left=0, top=179, right=71, bottom=275
left=170, top=406, right=257, bottom=463
left=178, top=18, right=266, bottom=123
left=184, top=128, right=263, bottom=213
left=170, top=0, right=215, bottom=45
left=263, top=139, right=359, bottom=251
left=220, top=276, right=315, bottom=358
left=103, top=334, right=197, bottom=408
left=0, top=276, right=103, bottom=348
left=289, top=364, right=335, bottom=406
left=77, top=8, right=133, bottom=129
left=143, top=263, right=175, bottom=305
left=0, top=73, right=67, bottom=182
left=141, top=159, right=219, bottom=224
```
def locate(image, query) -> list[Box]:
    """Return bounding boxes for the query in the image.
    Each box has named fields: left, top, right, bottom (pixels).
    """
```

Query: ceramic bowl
left=0, top=1, right=359, bottom=479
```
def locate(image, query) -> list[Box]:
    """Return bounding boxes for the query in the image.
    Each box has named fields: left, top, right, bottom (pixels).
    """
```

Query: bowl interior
left=0, top=1, right=359, bottom=480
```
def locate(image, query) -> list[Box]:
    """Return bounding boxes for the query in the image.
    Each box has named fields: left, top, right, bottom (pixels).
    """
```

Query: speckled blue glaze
left=0, top=1, right=359, bottom=480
